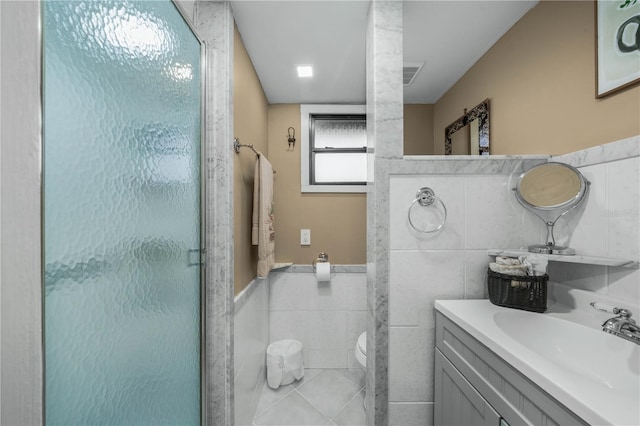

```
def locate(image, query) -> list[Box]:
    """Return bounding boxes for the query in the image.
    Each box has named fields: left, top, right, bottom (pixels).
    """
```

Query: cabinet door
left=435, top=350, right=501, bottom=426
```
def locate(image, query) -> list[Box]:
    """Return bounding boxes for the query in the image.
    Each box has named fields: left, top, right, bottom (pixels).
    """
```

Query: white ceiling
left=231, top=1, right=538, bottom=105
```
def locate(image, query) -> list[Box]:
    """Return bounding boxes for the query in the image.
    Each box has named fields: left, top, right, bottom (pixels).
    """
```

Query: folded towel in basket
left=489, top=262, right=528, bottom=276
left=495, top=256, right=522, bottom=266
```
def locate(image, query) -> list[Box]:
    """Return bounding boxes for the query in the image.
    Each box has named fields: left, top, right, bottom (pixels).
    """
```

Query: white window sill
left=301, top=184, right=367, bottom=193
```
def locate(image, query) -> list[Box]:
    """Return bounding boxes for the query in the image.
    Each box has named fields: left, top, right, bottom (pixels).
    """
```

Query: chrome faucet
left=595, top=305, right=640, bottom=345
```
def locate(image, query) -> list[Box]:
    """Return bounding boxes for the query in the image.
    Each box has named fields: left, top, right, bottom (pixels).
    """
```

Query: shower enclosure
left=43, top=1, right=204, bottom=424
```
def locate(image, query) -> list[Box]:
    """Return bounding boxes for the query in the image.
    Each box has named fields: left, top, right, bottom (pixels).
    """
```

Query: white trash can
left=266, top=339, right=304, bottom=389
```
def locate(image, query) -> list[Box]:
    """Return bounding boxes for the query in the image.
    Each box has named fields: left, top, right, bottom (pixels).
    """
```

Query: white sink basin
left=494, top=310, right=640, bottom=398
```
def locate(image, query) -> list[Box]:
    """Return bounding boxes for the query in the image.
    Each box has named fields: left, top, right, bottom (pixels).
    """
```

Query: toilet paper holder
left=312, top=252, right=329, bottom=271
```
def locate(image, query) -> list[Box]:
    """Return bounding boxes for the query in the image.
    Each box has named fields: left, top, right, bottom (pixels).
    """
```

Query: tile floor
left=252, top=368, right=366, bottom=426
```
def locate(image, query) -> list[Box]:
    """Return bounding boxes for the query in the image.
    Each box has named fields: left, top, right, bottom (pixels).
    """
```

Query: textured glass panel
left=314, top=153, right=367, bottom=183
left=312, top=116, right=367, bottom=148
left=43, top=1, right=201, bottom=425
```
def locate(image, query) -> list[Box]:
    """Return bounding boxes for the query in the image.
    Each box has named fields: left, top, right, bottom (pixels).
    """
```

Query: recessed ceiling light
left=297, top=65, right=313, bottom=78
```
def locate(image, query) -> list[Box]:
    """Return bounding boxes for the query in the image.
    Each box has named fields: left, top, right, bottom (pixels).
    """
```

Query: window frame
left=309, top=113, right=367, bottom=186
left=300, top=104, right=367, bottom=193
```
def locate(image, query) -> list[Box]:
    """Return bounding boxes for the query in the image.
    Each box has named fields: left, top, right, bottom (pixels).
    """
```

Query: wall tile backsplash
left=388, top=170, right=541, bottom=415
left=386, top=135, right=640, bottom=426
left=269, top=269, right=367, bottom=369
left=550, top=142, right=640, bottom=304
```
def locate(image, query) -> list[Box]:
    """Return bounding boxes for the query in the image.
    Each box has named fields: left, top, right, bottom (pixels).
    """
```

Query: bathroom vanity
left=434, top=294, right=639, bottom=426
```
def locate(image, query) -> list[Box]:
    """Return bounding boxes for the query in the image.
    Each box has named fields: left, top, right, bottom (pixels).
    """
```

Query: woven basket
left=487, top=268, right=548, bottom=313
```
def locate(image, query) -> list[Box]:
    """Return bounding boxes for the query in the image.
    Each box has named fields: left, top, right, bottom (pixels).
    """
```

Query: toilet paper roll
left=316, top=262, right=331, bottom=282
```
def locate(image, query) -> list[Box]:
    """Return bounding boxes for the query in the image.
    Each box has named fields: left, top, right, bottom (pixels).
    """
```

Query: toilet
left=355, top=331, right=366, bottom=369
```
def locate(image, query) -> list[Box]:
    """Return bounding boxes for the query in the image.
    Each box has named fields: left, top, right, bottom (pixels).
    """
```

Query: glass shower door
left=43, top=1, right=202, bottom=424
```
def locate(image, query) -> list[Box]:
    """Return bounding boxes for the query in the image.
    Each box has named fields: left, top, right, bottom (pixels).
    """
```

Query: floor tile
left=336, top=368, right=365, bottom=389
left=297, top=370, right=361, bottom=418
left=332, top=390, right=366, bottom=426
left=291, top=368, right=323, bottom=389
left=253, top=391, right=327, bottom=426
left=253, top=369, right=365, bottom=426
left=254, top=382, right=295, bottom=416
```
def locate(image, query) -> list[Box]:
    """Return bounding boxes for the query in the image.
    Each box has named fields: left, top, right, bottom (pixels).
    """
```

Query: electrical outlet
left=300, top=229, right=311, bottom=246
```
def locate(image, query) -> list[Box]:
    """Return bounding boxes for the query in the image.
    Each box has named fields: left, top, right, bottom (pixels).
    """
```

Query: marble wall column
left=0, top=1, right=43, bottom=425
left=365, top=1, right=403, bottom=425
left=193, top=2, right=235, bottom=425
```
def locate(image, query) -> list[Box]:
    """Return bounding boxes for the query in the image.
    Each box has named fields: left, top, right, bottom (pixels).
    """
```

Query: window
left=301, top=104, right=367, bottom=193
left=310, top=114, right=367, bottom=184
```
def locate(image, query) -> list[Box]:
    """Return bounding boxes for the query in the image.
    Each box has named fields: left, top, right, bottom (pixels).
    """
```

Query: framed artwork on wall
left=596, top=0, right=640, bottom=98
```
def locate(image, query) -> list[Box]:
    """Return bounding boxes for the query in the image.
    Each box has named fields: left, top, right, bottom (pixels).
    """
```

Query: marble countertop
left=435, top=298, right=640, bottom=426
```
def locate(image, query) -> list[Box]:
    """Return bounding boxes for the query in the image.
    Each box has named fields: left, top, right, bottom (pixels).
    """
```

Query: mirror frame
left=444, top=98, right=490, bottom=155
left=514, top=162, right=588, bottom=211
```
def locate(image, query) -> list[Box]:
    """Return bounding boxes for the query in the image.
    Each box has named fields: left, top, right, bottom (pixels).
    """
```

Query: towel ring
left=407, top=187, right=447, bottom=233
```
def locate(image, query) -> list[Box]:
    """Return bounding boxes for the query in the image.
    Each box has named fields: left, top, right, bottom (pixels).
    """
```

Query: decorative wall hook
left=287, top=127, right=296, bottom=150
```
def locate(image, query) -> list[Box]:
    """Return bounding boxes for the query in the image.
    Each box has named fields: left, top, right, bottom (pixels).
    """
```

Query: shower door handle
left=188, top=248, right=205, bottom=266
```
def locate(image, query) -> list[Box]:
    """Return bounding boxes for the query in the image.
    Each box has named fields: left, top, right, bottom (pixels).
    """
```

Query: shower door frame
left=40, top=1, right=210, bottom=424
left=172, top=5, right=209, bottom=424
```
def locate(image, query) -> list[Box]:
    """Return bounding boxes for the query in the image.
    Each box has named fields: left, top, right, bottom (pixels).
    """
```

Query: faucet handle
left=590, top=302, right=632, bottom=316
left=590, top=301, right=617, bottom=313
left=591, top=303, right=635, bottom=322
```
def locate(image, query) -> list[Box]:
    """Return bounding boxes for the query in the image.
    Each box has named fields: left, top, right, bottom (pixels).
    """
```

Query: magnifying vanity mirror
left=444, top=99, right=490, bottom=155
left=513, top=162, right=590, bottom=255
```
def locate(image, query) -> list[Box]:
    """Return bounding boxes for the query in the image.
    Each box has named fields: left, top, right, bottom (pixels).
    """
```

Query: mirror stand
left=528, top=215, right=577, bottom=255
left=513, top=162, right=590, bottom=256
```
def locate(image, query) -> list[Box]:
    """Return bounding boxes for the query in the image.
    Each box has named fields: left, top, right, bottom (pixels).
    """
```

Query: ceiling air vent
left=403, top=62, right=424, bottom=86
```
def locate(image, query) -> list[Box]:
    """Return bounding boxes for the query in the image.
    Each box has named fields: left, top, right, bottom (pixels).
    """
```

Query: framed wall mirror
left=444, top=99, right=490, bottom=155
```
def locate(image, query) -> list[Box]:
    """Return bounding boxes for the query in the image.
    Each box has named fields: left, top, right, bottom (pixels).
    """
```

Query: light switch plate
left=300, top=229, right=311, bottom=246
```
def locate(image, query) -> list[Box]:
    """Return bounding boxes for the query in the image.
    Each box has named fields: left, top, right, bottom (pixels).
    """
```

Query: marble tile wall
left=549, top=137, right=640, bottom=305
left=365, top=1, right=404, bottom=424
left=387, top=165, right=545, bottom=425
left=192, top=2, right=235, bottom=424
left=0, top=2, right=43, bottom=424
left=269, top=268, right=367, bottom=369
left=234, top=278, right=270, bottom=426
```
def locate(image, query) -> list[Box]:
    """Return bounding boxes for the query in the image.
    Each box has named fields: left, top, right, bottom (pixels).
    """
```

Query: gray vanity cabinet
left=435, top=351, right=500, bottom=425
left=435, top=311, right=588, bottom=426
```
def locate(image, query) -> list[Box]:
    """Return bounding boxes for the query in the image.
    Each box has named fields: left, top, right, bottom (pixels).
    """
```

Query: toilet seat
left=355, top=332, right=366, bottom=367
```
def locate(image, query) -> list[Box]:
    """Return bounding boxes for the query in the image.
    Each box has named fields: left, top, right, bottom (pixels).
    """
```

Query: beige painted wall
left=404, top=104, right=434, bottom=155
left=233, top=26, right=269, bottom=295
left=259, top=105, right=432, bottom=267
left=267, top=104, right=367, bottom=265
left=434, top=0, right=640, bottom=155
